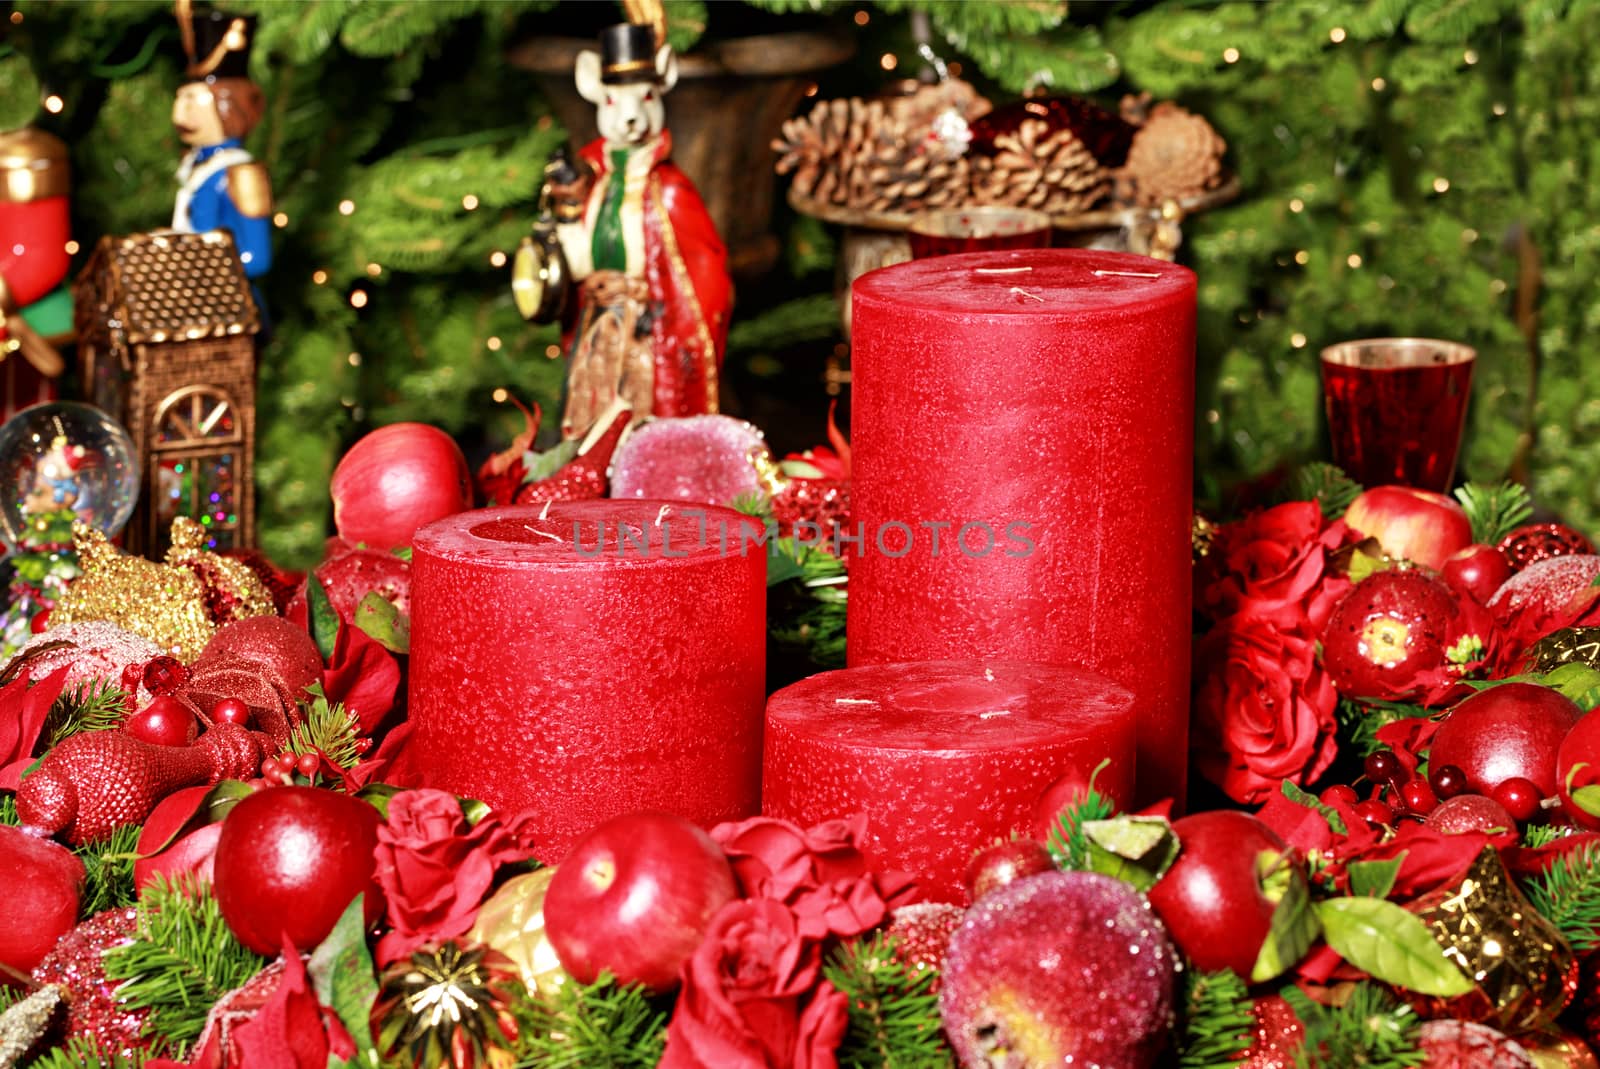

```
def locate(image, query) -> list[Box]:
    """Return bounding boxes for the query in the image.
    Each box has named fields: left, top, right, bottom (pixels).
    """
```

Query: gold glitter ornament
left=48, top=518, right=274, bottom=661
left=0, top=984, right=64, bottom=1065
left=1193, top=513, right=1217, bottom=559
left=374, top=942, right=521, bottom=1069
left=1524, top=627, right=1600, bottom=673
left=1404, top=848, right=1577, bottom=1035
left=1526, top=1031, right=1600, bottom=1069
left=467, top=868, right=568, bottom=1001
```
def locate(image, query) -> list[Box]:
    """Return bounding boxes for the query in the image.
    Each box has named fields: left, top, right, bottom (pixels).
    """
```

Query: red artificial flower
left=322, top=620, right=401, bottom=735
left=229, top=940, right=355, bottom=1069
left=660, top=898, right=850, bottom=1069
left=711, top=814, right=917, bottom=941
left=0, top=666, right=68, bottom=790
left=373, top=788, right=539, bottom=965
left=1196, top=501, right=1356, bottom=634
left=1193, top=615, right=1340, bottom=806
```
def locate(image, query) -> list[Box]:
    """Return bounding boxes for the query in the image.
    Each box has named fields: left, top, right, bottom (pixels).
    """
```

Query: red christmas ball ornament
left=331, top=422, right=472, bottom=550
left=0, top=824, right=85, bottom=977
left=212, top=697, right=252, bottom=727
left=31, top=907, right=150, bottom=1057
left=884, top=902, right=966, bottom=988
left=124, top=695, right=199, bottom=748
left=1427, top=793, right=1517, bottom=835
left=544, top=810, right=736, bottom=993
left=140, top=655, right=190, bottom=697
left=1498, top=523, right=1594, bottom=573
left=1414, top=1019, right=1535, bottom=1068
left=965, top=838, right=1057, bottom=903
left=1430, top=682, right=1582, bottom=798
left=212, top=785, right=383, bottom=956
left=1321, top=569, right=1462, bottom=701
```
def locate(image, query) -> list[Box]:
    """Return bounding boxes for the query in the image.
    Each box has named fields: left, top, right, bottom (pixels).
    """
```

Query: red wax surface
left=847, top=249, right=1196, bottom=805
left=762, top=659, right=1136, bottom=904
left=407, top=500, right=767, bottom=862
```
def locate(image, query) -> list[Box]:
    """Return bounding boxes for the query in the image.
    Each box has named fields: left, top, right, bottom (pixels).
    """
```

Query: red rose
left=1194, top=615, right=1340, bottom=805
left=711, top=815, right=917, bottom=940
left=660, top=898, right=850, bottom=1069
left=374, top=789, right=538, bottom=964
left=1198, top=501, right=1354, bottom=634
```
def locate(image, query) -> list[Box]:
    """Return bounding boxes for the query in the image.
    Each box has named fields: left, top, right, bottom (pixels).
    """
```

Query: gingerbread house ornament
left=73, top=228, right=258, bottom=554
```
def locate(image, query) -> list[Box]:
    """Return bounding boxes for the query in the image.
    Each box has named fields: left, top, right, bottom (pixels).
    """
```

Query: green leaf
left=1544, top=662, right=1600, bottom=706
left=1453, top=482, right=1533, bottom=546
left=1081, top=816, right=1179, bottom=891
left=391, top=546, right=413, bottom=562
left=1571, top=784, right=1600, bottom=818
left=307, top=576, right=340, bottom=661
left=522, top=438, right=579, bottom=483
left=357, top=783, right=401, bottom=820
left=1314, top=897, right=1473, bottom=997
left=1348, top=857, right=1403, bottom=899
left=1281, top=780, right=1349, bottom=835
left=1252, top=856, right=1320, bottom=982
left=309, top=894, right=381, bottom=1063
left=353, top=591, right=410, bottom=654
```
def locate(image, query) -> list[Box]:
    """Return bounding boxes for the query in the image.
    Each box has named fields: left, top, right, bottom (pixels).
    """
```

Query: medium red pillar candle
left=763, top=659, right=1136, bottom=904
left=848, top=249, right=1196, bottom=804
left=408, top=500, right=766, bottom=861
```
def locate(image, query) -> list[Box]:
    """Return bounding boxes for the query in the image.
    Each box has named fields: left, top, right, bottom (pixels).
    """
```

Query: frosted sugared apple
left=1320, top=569, right=1459, bottom=701
left=212, top=785, right=382, bottom=955
left=544, top=810, right=735, bottom=993
left=940, top=871, right=1177, bottom=1069
left=1343, top=486, right=1473, bottom=570
left=1430, top=682, right=1582, bottom=798
left=1146, top=810, right=1300, bottom=980
left=0, top=824, right=85, bottom=977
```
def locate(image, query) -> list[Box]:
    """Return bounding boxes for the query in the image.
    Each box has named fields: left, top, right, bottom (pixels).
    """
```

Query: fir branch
left=1045, top=781, right=1117, bottom=870
left=1527, top=843, right=1600, bottom=951
left=103, top=876, right=268, bottom=1054
left=286, top=684, right=362, bottom=771
left=1453, top=482, right=1533, bottom=547
left=1280, top=983, right=1420, bottom=1069
left=23, top=1035, right=153, bottom=1068
left=1336, top=698, right=1426, bottom=759
left=1278, top=462, right=1362, bottom=519
left=822, top=934, right=952, bottom=1069
left=0, top=793, right=17, bottom=826
left=1522, top=823, right=1570, bottom=848
left=73, top=822, right=141, bottom=916
left=768, top=538, right=848, bottom=670
left=46, top=680, right=129, bottom=749
left=512, top=972, right=667, bottom=1069
left=1177, top=969, right=1252, bottom=1069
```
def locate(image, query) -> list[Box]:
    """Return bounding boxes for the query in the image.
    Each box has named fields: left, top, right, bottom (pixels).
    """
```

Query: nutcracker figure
left=0, top=126, right=70, bottom=421
left=170, top=3, right=272, bottom=283
left=517, top=18, right=732, bottom=441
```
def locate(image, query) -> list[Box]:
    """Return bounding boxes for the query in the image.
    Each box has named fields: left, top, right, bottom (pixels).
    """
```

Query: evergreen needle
left=1527, top=842, right=1600, bottom=951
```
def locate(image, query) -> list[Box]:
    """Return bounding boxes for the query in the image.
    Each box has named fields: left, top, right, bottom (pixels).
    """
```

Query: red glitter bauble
left=1414, top=1019, right=1535, bottom=1068
left=140, top=655, right=190, bottom=697
left=1237, top=995, right=1304, bottom=1069
left=1499, top=523, right=1594, bottom=573
left=31, top=907, right=149, bottom=1057
left=885, top=902, right=965, bottom=989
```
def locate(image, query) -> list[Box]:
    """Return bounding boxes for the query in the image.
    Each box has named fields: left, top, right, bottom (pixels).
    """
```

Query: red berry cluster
left=1322, top=749, right=1544, bottom=828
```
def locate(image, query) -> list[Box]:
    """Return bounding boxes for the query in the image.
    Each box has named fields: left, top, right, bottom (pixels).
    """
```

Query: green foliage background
left=3, top=0, right=1596, bottom=566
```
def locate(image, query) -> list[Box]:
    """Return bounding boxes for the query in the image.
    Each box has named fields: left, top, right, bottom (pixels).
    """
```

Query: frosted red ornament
left=31, top=907, right=149, bottom=1058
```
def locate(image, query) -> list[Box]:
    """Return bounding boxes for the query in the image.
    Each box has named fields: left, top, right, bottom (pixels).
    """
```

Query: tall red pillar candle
left=847, top=249, right=1196, bottom=804
left=762, top=659, right=1136, bottom=904
left=408, top=500, right=766, bottom=861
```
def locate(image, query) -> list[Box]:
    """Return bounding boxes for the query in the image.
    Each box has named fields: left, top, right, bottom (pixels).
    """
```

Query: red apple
left=1344, top=486, right=1473, bottom=570
left=1321, top=569, right=1460, bottom=700
left=1558, top=708, right=1600, bottom=830
left=125, top=694, right=199, bottom=747
left=1430, top=682, right=1583, bottom=798
left=212, top=785, right=383, bottom=955
left=1146, top=811, right=1297, bottom=979
left=1441, top=544, right=1512, bottom=605
left=330, top=422, right=471, bottom=550
left=0, top=824, right=85, bottom=978
left=544, top=810, right=736, bottom=992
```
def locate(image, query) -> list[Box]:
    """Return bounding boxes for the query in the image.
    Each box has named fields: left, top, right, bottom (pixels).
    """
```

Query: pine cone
left=969, top=117, right=1109, bottom=215
left=1116, top=102, right=1227, bottom=206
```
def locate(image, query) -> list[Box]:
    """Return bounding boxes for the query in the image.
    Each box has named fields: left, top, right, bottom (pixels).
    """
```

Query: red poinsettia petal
left=323, top=621, right=400, bottom=735
left=230, top=940, right=332, bottom=1069
left=0, top=666, right=70, bottom=791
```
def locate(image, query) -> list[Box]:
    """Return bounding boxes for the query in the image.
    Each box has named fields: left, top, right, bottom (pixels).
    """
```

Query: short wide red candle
left=407, top=501, right=766, bottom=861
left=848, top=249, right=1196, bottom=804
left=762, top=659, right=1136, bottom=904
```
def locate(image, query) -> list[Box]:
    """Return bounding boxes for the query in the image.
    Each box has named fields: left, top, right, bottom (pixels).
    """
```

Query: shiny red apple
left=544, top=810, right=736, bottom=992
left=1320, top=569, right=1459, bottom=700
left=0, top=824, right=85, bottom=977
left=1558, top=708, right=1600, bottom=830
left=1441, top=544, right=1512, bottom=605
left=1344, top=486, right=1473, bottom=570
left=1146, top=811, right=1295, bottom=979
left=330, top=422, right=471, bottom=550
left=1430, top=682, right=1583, bottom=799
left=124, top=694, right=199, bottom=747
left=212, top=785, right=383, bottom=955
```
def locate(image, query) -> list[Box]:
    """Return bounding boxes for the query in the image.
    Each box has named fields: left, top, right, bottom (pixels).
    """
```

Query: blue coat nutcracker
left=170, top=5, right=271, bottom=282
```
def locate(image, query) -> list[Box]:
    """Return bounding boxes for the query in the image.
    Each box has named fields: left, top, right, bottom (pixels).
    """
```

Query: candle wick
left=538, top=498, right=553, bottom=521
left=1009, top=287, right=1044, bottom=303
left=1092, top=269, right=1163, bottom=279
left=983, top=667, right=995, bottom=681
left=655, top=504, right=672, bottom=525
left=979, top=710, right=1010, bottom=719
left=834, top=697, right=878, bottom=705
left=974, top=266, right=1033, bottom=275
left=521, top=524, right=564, bottom=543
